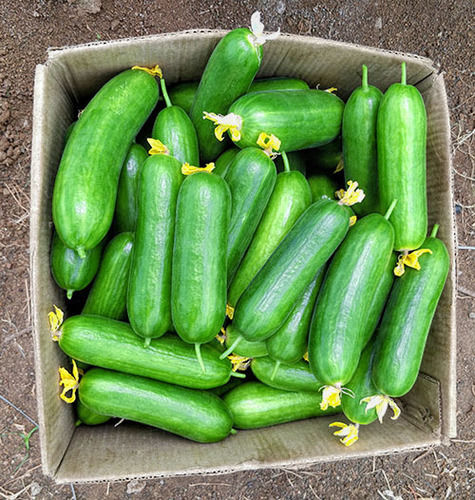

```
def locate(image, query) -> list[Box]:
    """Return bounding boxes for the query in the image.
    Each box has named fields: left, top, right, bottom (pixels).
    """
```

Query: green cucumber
left=82, top=232, right=134, bottom=320
left=151, top=79, right=199, bottom=165
left=372, top=226, right=449, bottom=397
left=79, top=368, right=233, bottom=443
left=127, top=155, right=182, bottom=344
left=228, top=89, right=344, bottom=151
left=228, top=170, right=312, bottom=308
left=191, top=27, right=263, bottom=161
left=58, top=315, right=235, bottom=389
left=308, top=174, right=339, bottom=202
left=223, top=382, right=338, bottom=429
left=306, top=137, right=342, bottom=173
left=64, top=121, right=76, bottom=145
left=251, top=357, right=321, bottom=392
left=114, top=143, right=148, bottom=233
left=168, top=81, right=199, bottom=115
left=275, top=151, right=307, bottom=175
left=213, top=148, right=239, bottom=177
left=210, top=376, right=246, bottom=396
left=52, top=69, right=159, bottom=256
left=308, top=205, right=396, bottom=389
left=378, top=62, right=427, bottom=251
left=343, top=65, right=383, bottom=215
left=76, top=400, right=110, bottom=426
left=50, top=232, right=102, bottom=299
left=225, top=147, right=276, bottom=282
left=172, top=172, right=231, bottom=353
left=225, top=324, right=268, bottom=358
left=266, top=266, right=326, bottom=365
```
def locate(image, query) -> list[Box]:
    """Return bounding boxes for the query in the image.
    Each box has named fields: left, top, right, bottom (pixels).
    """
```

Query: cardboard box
left=30, top=31, right=456, bottom=483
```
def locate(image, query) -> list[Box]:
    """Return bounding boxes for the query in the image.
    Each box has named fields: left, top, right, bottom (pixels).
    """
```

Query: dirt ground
left=0, top=0, right=473, bottom=498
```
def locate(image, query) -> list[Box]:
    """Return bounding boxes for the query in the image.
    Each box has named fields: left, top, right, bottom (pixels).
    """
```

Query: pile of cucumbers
left=49, top=13, right=449, bottom=447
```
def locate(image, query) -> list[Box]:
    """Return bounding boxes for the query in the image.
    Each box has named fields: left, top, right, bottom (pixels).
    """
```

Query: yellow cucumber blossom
left=203, top=112, right=242, bottom=142
left=58, top=360, right=80, bottom=404
left=216, top=328, right=227, bottom=345
left=256, top=132, right=281, bottom=158
left=360, top=395, right=401, bottom=424
left=147, top=138, right=169, bottom=156
left=336, top=180, right=365, bottom=207
left=228, top=354, right=251, bottom=372
left=393, top=248, right=433, bottom=277
left=349, top=215, right=357, bottom=227
left=249, top=11, right=281, bottom=46
left=324, top=87, right=338, bottom=93
left=319, top=385, right=342, bottom=410
left=226, top=304, right=235, bottom=320
left=48, top=305, right=64, bottom=342
left=131, top=64, right=163, bottom=78
left=181, top=162, right=215, bottom=175
left=329, top=422, right=359, bottom=447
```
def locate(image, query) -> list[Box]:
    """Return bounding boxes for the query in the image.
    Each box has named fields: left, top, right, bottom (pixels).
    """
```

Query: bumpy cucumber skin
left=377, top=82, right=427, bottom=251
left=50, top=232, right=102, bottom=298
left=191, top=28, right=262, bottom=162
left=172, top=172, right=231, bottom=344
left=76, top=399, right=110, bottom=426
left=152, top=105, right=199, bottom=165
left=234, top=199, right=351, bottom=342
left=266, top=266, right=325, bottom=364
left=229, top=90, right=344, bottom=152
left=307, top=137, right=342, bottom=172
left=52, top=69, right=159, bottom=254
left=343, top=82, right=382, bottom=215
left=127, top=155, right=182, bottom=341
left=372, top=236, right=449, bottom=397
left=308, top=174, right=339, bottom=202
left=275, top=151, right=307, bottom=175
left=228, top=171, right=312, bottom=308
left=225, top=324, right=268, bottom=358
left=223, top=382, right=338, bottom=429
left=213, top=148, right=239, bottom=177
left=82, top=232, right=134, bottom=320
left=59, top=316, right=233, bottom=389
left=341, top=340, right=379, bottom=425
left=79, top=368, right=233, bottom=443
left=225, top=148, right=276, bottom=282
left=251, top=358, right=321, bottom=392
left=309, top=213, right=394, bottom=386
left=114, top=143, right=148, bottom=233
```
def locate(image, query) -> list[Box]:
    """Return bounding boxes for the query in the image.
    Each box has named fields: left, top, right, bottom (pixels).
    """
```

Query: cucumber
left=225, top=147, right=276, bottom=282
left=228, top=89, right=344, bottom=151
left=308, top=205, right=396, bottom=394
left=251, top=357, right=321, bottom=392
left=228, top=170, right=312, bottom=308
left=190, top=27, right=263, bottom=162
left=114, top=143, right=148, bottom=233
left=79, top=368, right=233, bottom=443
left=378, top=62, right=427, bottom=251
left=64, top=121, right=76, bottom=145
left=223, top=382, right=338, bottom=429
left=50, top=232, right=102, bottom=299
left=52, top=69, right=159, bottom=256
left=82, top=232, right=134, bottom=320
left=343, top=65, right=382, bottom=215
left=127, top=155, right=182, bottom=343
left=306, top=137, right=342, bottom=173
left=225, top=324, right=268, bottom=358
left=172, top=172, right=231, bottom=353
left=213, top=148, right=239, bottom=178
left=372, top=226, right=449, bottom=397
left=151, top=79, right=199, bottom=165
left=275, top=151, right=307, bottom=175
left=308, top=174, right=339, bottom=202
left=76, top=400, right=110, bottom=426
left=266, top=266, right=326, bottom=365
left=168, top=81, right=199, bottom=115
left=57, top=315, right=235, bottom=389
left=210, top=376, right=246, bottom=396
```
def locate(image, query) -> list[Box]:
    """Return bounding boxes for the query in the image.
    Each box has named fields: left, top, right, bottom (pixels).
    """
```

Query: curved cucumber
left=372, top=230, right=449, bottom=397
left=58, top=315, right=234, bottom=389
left=229, top=89, right=344, bottom=151
left=50, top=232, right=102, bottom=299
left=308, top=174, right=339, bottom=202
left=79, top=368, right=233, bottom=443
left=308, top=212, right=395, bottom=387
left=191, top=28, right=263, bottom=162
left=306, top=137, right=342, bottom=173
left=343, top=65, right=383, bottom=215
left=76, top=400, right=110, bottom=426
left=52, top=69, right=159, bottom=255
left=228, top=170, right=312, bottom=307
left=213, top=148, right=239, bottom=177
left=225, top=147, right=276, bottom=282
left=378, top=63, right=427, bottom=251
left=223, top=382, right=338, bottom=429
left=225, top=324, right=268, bottom=358
left=172, top=172, right=230, bottom=345
left=82, top=232, right=134, bottom=320
left=251, top=357, right=321, bottom=392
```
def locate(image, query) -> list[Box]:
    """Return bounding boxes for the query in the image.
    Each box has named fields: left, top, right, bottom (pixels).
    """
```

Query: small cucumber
left=79, top=368, right=233, bottom=443
left=58, top=315, right=235, bottom=389
left=306, top=137, right=342, bottom=173
left=308, top=174, right=339, bottom=202
left=151, top=79, right=199, bottom=165
left=225, top=147, right=276, bottom=282
left=128, top=154, right=182, bottom=344
left=168, top=81, right=199, bottom=115
left=225, top=324, right=268, bottom=358
left=52, top=69, right=159, bottom=256
left=378, top=63, right=427, bottom=251
left=251, top=357, right=321, bottom=392
left=228, top=170, right=312, bottom=307
left=82, top=232, right=134, bottom=320
left=76, top=400, right=110, bottom=426
left=50, top=232, right=102, bottom=300
left=343, top=65, right=383, bottom=215
left=223, top=382, right=338, bottom=429
left=275, top=151, right=307, bottom=175
left=372, top=226, right=449, bottom=397
left=214, top=148, right=240, bottom=178
left=114, top=143, right=148, bottom=233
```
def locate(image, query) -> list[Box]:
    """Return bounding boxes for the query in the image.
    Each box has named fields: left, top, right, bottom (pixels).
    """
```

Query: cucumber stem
left=219, top=335, right=242, bottom=360
left=281, top=151, right=290, bottom=172
left=160, top=78, right=173, bottom=108
left=270, top=360, right=281, bottom=381
left=67, top=289, right=74, bottom=300
left=401, top=62, right=407, bottom=85
left=361, top=64, right=368, bottom=89
left=144, top=337, right=151, bottom=348
left=195, top=343, right=206, bottom=373
left=230, top=371, right=246, bottom=379
left=430, top=224, right=440, bottom=238
left=384, top=199, right=398, bottom=220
